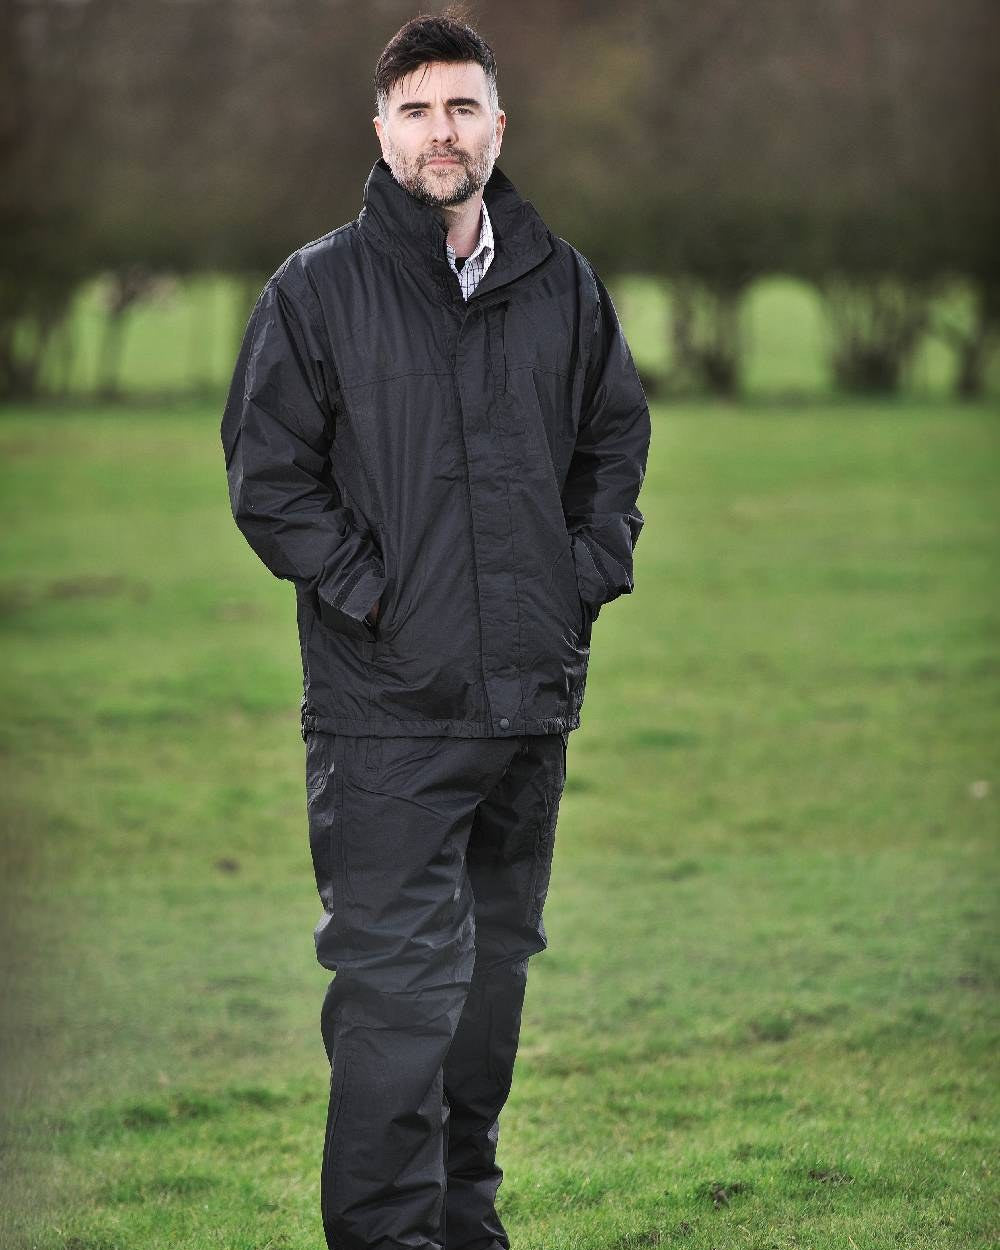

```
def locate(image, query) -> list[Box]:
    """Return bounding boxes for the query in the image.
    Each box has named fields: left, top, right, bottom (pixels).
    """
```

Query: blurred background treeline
left=3, top=0, right=999, bottom=405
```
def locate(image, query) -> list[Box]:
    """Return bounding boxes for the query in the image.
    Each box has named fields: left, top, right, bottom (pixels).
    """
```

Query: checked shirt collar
left=445, top=201, right=495, bottom=300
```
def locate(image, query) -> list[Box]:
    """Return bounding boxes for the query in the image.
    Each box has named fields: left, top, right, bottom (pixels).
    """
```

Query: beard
left=384, top=130, right=499, bottom=208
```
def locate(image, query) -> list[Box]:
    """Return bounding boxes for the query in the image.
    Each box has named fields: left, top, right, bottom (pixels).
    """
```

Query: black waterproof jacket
left=221, top=158, right=651, bottom=739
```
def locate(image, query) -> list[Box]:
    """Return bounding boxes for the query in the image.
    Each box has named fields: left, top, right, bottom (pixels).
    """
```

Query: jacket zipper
left=451, top=342, right=495, bottom=733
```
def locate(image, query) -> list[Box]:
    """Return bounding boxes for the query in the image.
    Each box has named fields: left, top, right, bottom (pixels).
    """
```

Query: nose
left=427, top=106, right=459, bottom=148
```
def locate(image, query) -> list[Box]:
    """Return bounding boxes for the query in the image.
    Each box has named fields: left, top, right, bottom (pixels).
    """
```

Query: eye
left=455, top=107, right=473, bottom=115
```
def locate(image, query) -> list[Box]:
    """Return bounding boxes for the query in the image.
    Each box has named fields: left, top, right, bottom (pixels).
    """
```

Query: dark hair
left=374, top=6, right=500, bottom=118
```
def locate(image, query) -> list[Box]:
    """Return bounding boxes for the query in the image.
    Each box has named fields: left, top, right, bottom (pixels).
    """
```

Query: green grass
left=1, top=399, right=998, bottom=1248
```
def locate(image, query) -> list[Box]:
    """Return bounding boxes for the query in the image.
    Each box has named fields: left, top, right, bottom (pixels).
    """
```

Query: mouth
left=425, top=157, right=461, bottom=166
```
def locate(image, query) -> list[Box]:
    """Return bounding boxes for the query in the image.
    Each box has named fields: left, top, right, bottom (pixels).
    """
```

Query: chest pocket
left=485, top=300, right=526, bottom=435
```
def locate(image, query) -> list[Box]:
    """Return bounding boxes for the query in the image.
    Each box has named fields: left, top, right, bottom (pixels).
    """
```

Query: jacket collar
left=357, top=157, right=554, bottom=305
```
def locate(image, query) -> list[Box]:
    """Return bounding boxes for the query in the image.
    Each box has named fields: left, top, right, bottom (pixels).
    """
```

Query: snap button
left=499, top=716, right=510, bottom=729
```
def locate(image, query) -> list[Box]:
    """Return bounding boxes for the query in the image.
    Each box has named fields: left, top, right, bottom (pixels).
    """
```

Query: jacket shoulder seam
left=558, top=242, right=602, bottom=377
left=269, top=223, right=362, bottom=304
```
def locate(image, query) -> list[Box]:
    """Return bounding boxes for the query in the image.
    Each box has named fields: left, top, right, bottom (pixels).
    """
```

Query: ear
left=373, top=115, right=387, bottom=156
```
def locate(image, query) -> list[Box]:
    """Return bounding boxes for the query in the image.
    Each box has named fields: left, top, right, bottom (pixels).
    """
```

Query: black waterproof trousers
left=303, top=727, right=568, bottom=1250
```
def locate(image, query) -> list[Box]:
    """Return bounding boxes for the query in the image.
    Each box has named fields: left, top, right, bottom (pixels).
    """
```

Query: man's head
left=372, top=10, right=505, bottom=209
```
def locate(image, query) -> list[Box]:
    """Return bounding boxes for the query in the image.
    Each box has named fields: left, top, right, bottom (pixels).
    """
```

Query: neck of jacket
left=357, top=158, right=554, bottom=307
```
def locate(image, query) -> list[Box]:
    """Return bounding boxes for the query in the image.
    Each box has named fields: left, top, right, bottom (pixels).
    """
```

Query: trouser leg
left=442, top=732, right=568, bottom=1250
left=304, top=729, right=567, bottom=1250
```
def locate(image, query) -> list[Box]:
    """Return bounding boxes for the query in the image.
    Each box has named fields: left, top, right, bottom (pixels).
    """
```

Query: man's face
left=373, top=60, right=505, bottom=208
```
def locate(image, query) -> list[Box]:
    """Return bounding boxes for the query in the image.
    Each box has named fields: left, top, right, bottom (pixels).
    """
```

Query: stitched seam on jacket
left=508, top=362, right=574, bottom=379
left=341, top=369, right=455, bottom=389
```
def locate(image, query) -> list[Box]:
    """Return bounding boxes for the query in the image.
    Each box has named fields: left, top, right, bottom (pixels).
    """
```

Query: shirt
left=445, top=201, right=495, bottom=300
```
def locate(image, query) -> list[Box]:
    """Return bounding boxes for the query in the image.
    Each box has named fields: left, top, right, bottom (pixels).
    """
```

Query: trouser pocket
left=305, top=731, right=343, bottom=920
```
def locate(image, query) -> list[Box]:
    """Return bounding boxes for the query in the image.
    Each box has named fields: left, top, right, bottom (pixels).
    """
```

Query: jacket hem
left=303, top=710, right=582, bottom=739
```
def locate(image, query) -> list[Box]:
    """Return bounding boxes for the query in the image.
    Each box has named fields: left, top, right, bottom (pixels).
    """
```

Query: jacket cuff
left=317, top=559, right=386, bottom=641
left=570, top=533, right=610, bottom=615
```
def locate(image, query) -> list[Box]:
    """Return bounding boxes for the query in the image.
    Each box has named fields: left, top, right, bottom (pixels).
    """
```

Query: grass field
left=1, top=398, right=998, bottom=1249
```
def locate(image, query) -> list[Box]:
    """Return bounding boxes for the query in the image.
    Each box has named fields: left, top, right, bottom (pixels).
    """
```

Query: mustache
left=423, top=152, right=466, bottom=163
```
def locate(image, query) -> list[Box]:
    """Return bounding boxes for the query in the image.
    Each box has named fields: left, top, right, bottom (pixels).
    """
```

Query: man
left=221, top=11, right=650, bottom=1250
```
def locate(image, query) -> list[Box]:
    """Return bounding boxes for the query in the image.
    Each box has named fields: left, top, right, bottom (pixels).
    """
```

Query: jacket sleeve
left=220, top=265, right=386, bottom=641
left=562, top=266, right=651, bottom=620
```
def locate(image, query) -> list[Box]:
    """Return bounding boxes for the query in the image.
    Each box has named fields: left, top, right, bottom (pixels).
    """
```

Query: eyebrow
left=396, top=97, right=482, bottom=113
